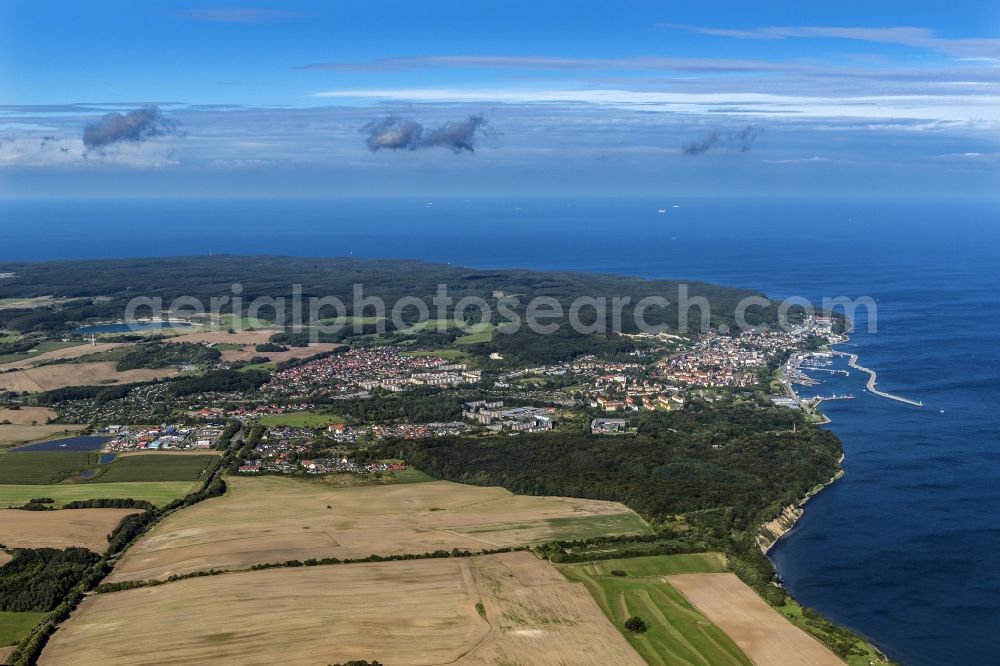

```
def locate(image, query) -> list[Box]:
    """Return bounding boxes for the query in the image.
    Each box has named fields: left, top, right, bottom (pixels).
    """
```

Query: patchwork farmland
left=559, top=554, right=753, bottom=666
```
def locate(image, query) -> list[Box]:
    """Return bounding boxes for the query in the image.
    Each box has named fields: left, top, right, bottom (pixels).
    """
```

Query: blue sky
left=1, top=0, right=998, bottom=198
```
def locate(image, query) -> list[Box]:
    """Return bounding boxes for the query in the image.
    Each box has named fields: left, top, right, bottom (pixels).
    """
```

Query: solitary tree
left=624, top=616, right=647, bottom=633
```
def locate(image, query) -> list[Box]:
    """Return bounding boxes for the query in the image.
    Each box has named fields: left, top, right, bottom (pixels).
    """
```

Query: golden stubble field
left=219, top=343, right=341, bottom=364
left=668, top=573, right=844, bottom=666
left=168, top=330, right=339, bottom=363
left=42, top=552, right=645, bottom=666
left=0, top=407, right=58, bottom=425
left=166, top=330, right=274, bottom=346
left=0, top=508, right=138, bottom=552
left=108, top=477, right=647, bottom=583
left=0, top=362, right=178, bottom=394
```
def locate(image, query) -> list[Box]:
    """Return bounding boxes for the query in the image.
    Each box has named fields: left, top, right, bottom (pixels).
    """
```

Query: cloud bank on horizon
left=0, top=3, right=997, bottom=196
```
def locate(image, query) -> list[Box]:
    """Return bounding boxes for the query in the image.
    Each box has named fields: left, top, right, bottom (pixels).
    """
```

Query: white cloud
left=314, top=88, right=1000, bottom=124
left=663, top=24, right=1000, bottom=60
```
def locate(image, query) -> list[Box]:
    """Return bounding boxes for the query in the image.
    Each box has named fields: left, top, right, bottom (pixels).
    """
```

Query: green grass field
left=0, top=611, right=45, bottom=648
left=400, top=349, right=468, bottom=360
left=450, top=512, right=651, bottom=544
left=0, top=340, right=84, bottom=365
left=237, top=362, right=276, bottom=373
left=391, top=468, right=436, bottom=484
left=68, top=347, right=130, bottom=363
left=217, top=314, right=276, bottom=331
left=316, top=315, right=382, bottom=326
left=775, top=598, right=887, bottom=666
left=454, top=322, right=495, bottom=345
left=258, top=412, right=345, bottom=427
left=0, top=330, right=17, bottom=345
left=0, top=451, right=217, bottom=485
left=544, top=513, right=653, bottom=540
left=91, top=454, right=218, bottom=483
left=0, top=452, right=93, bottom=484
left=0, top=482, right=199, bottom=508
left=559, top=554, right=751, bottom=666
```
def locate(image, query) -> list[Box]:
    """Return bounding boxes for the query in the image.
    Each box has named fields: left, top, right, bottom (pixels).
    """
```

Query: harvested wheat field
left=0, top=551, right=10, bottom=567
left=108, top=476, right=648, bottom=583
left=0, top=407, right=57, bottom=425
left=43, top=553, right=644, bottom=666
left=0, top=508, right=138, bottom=552
left=0, top=424, right=83, bottom=449
left=667, top=574, right=844, bottom=666
left=167, top=330, right=275, bottom=346
left=0, top=343, right=128, bottom=370
left=461, top=552, right=646, bottom=665
left=219, top=342, right=340, bottom=364
left=0, top=362, right=178, bottom=394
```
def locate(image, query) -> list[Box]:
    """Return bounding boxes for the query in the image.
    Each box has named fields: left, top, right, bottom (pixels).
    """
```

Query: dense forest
left=476, top=328, right=635, bottom=364
left=0, top=256, right=782, bottom=335
left=320, top=387, right=463, bottom=425
left=385, top=403, right=841, bottom=535
left=115, top=342, right=221, bottom=371
left=0, top=548, right=101, bottom=612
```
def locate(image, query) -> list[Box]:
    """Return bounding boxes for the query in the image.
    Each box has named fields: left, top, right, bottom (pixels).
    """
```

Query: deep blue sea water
left=2, top=197, right=998, bottom=664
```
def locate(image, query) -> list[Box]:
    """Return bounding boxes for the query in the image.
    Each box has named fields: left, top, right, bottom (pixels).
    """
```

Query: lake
left=73, top=322, right=193, bottom=334
left=13, top=435, right=111, bottom=452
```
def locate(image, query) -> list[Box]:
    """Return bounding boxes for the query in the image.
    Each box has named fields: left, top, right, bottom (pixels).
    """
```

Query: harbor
left=779, top=349, right=923, bottom=410
left=831, top=350, right=924, bottom=408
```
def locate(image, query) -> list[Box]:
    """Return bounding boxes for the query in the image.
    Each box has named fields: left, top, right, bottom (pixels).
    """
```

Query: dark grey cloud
left=82, top=105, right=180, bottom=150
left=420, top=115, right=493, bottom=152
left=361, top=114, right=495, bottom=153
left=682, top=125, right=761, bottom=155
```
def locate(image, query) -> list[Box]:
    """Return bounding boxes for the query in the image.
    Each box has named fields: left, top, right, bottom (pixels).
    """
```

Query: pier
left=832, top=351, right=924, bottom=408
left=814, top=393, right=854, bottom=401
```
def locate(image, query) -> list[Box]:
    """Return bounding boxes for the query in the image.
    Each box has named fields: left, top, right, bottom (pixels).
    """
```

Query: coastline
left=757, top=453, right=846, bottom=555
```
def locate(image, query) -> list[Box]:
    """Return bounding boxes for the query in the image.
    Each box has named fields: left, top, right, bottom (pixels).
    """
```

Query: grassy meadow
left=0, top=611, right=46, bottom=648
left=258, top=412, right=345, bottom=427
